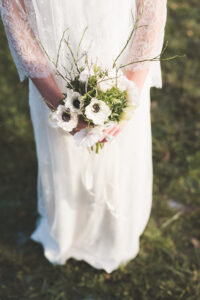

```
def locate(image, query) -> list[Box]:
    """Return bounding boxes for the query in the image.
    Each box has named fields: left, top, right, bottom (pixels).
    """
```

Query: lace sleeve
left=0, top=0, right=51, bottom=82
left=124, top=0, right=167, bottom=72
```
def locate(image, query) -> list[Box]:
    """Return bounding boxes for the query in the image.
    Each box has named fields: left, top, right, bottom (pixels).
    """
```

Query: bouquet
left=49, top=62, right=140, bottom=153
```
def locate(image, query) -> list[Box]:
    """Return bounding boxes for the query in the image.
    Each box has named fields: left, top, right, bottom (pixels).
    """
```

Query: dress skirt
left=29, top=71, right=153, bottom=274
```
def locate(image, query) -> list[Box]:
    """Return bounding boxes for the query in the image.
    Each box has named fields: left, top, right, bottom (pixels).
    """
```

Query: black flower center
left=73, top=98, right=80, bottom=109
left=62, top=112, right=71, bottom=122
left=92, top=103, right=100, bottom=113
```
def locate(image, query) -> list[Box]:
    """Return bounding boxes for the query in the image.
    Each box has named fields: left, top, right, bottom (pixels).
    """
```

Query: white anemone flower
left=74, top=126, right=104, bottom=147
left=85, top=98, right=111, bottom=125
left=64, top=89, right=83, bottom=114
left=49, top=104, right=78, bottom=132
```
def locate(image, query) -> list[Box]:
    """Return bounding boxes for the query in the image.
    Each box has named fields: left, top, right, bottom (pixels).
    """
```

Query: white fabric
left=0, top=0, right=167, bottom=273
left=0, top=0, right=52, bottom=80
left=0, top=0, right=167, bottom=88
left=125, top=0, right=167, bottom=88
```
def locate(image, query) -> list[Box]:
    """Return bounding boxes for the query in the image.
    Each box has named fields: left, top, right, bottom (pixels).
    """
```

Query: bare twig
left=64, top=38, right=80, bottom=73
left=76, top=26, right=88, bottom=59
left=56, top=27, right=69, bottom=68
left=160, top=211, right=183, bottom=229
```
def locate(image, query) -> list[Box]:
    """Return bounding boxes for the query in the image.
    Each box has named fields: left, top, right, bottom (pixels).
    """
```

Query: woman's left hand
left=98, top=69, right=146, bottom=143
left=98, top=121, right=128, bottom=143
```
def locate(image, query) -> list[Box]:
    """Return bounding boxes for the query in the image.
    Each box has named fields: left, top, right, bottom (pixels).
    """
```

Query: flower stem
left=95, top=142, right=100, bottom=153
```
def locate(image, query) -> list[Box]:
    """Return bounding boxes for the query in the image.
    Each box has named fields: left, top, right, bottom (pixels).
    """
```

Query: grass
left=0, top=0, right=200, bottom=299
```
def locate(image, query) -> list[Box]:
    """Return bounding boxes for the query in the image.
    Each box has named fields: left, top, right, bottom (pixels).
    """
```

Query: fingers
left=99, top=125, right=116, bottom=142
left=98, top=128, right=112, bottom=142
left=112, top=129, right=121, bottom=137
left=100, top=138, right=107, bottom=143
left=98, top=125, right=119, bottom=143
left=99, top=130, right=110, bottom=142
left=70, top=121, right=127, bottom=141
left=70, top=119, right=88, bottom=136
left=99, top=121, right=128, bottom=142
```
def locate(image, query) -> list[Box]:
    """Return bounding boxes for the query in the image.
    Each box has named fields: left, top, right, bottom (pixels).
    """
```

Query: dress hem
left=30, top=217, right=140, bottom=274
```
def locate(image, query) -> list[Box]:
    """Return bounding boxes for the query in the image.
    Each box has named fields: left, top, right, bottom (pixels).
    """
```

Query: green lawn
left=0, top=0, right=200, bottom=299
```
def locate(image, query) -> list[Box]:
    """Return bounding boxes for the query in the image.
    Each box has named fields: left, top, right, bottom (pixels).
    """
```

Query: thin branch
left=161, top=211, right=183, bottom=229
left=39, top=95, right=57, bottom=111
left=34, top=36, right=56, bottom=67
left=97, top=74, right=124, bottom=84
left=118, top=54, right=185, bottom=70
left=62, top=65, right=73, bottom=81
left=76, top=26, right=88, bottom=59
left=112, top=8, right=145, bottom=68
left=64, top=38, right=80, bottom=73
left=56, top=27, right=69, bottom=68
left=55, top=69, right=68, bottom=82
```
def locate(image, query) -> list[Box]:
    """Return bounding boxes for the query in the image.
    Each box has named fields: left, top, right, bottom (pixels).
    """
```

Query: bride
left=0, top=0, right=167, bottom=273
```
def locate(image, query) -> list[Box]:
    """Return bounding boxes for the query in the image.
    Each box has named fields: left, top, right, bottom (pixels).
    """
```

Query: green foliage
left=66, top=74, right=89, bottom=95
left=0, top=0, right=200, bottom=299
left=87, top=75, right=98, bottom=94
left=97, top=87, right=128, bottom=122
left=67, top=71, right=129, bottom=125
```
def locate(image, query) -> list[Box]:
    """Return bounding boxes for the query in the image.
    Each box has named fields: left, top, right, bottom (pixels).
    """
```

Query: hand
left=98, top=121, right=128, bottom=143
left=69, top=118, right=88, bottom=136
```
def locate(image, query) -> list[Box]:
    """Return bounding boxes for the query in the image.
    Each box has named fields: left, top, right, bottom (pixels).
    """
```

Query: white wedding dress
left=0, top=0, right=167, bottom=273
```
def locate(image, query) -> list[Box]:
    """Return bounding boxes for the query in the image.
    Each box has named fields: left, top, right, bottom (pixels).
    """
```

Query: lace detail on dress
left=0, top=0, right=51, bottom=81
left=124, top=0, right=167, bottom=72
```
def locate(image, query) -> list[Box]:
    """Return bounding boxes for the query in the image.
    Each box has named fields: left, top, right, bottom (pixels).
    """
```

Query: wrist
left=31, top=74, right=66, bottom=111
left=49, top=93, right=66, bottom=111
left=125, top=69, right=149, bottom=92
